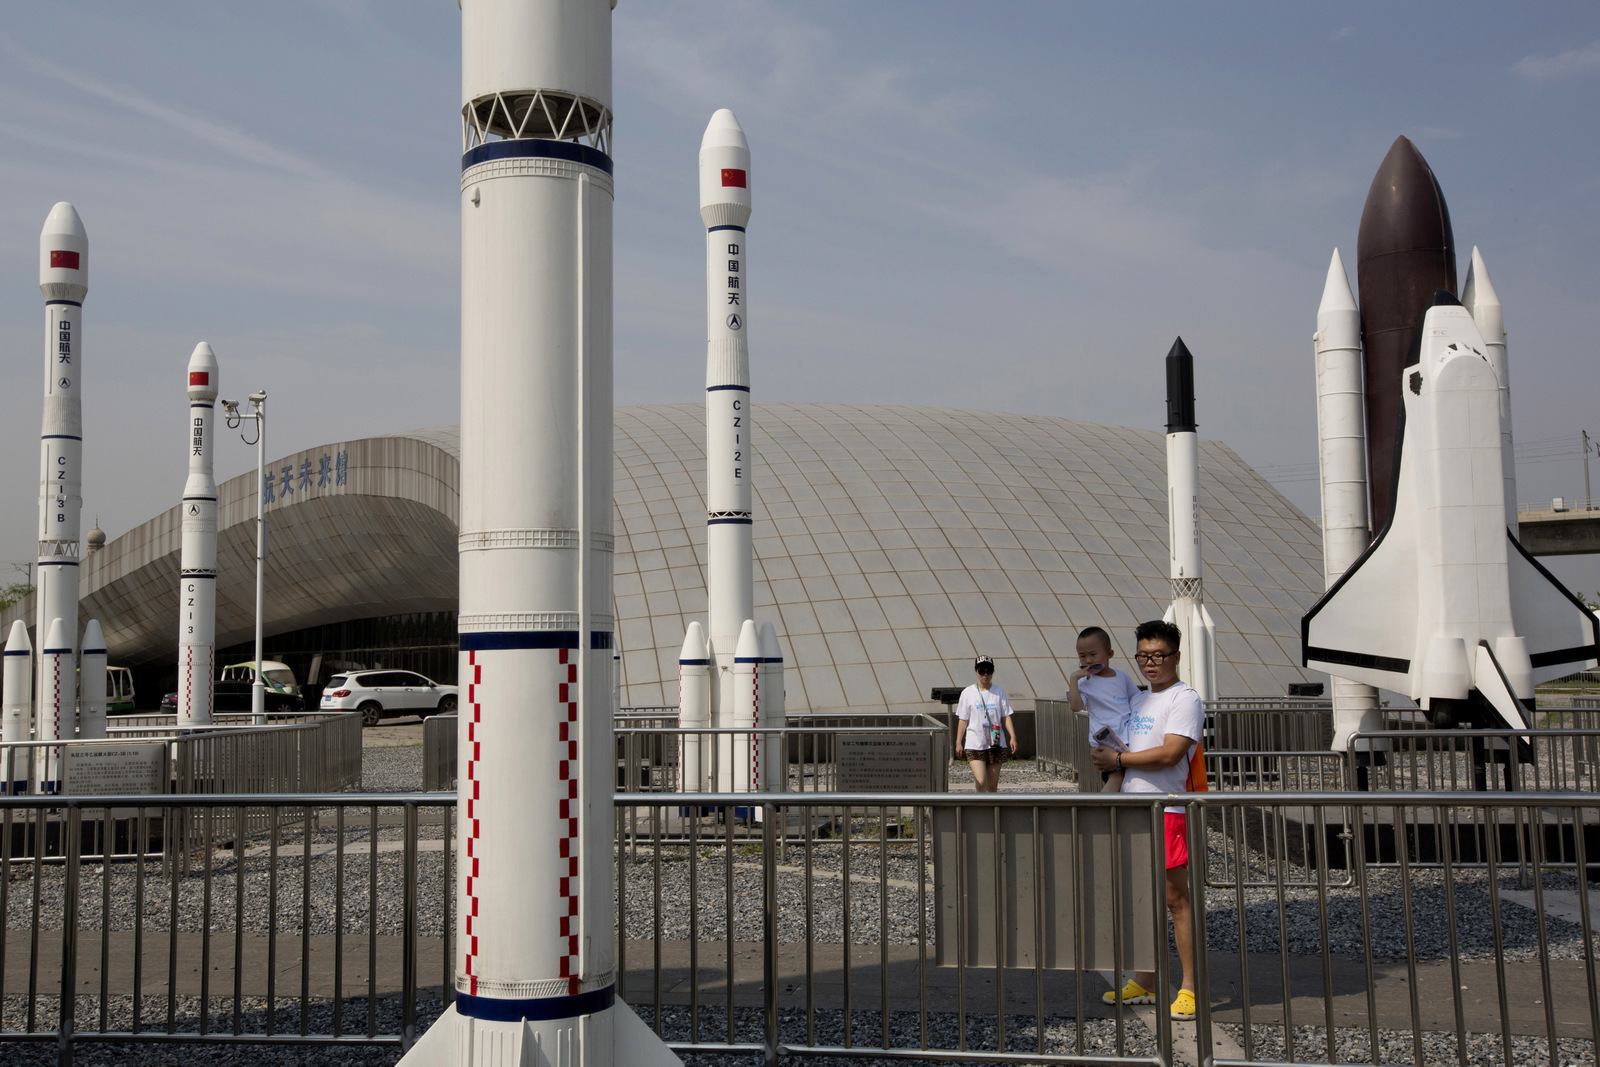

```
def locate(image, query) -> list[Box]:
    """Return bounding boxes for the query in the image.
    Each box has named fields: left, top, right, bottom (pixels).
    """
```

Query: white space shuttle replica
left=1304, top=292, right=1599, bottom=737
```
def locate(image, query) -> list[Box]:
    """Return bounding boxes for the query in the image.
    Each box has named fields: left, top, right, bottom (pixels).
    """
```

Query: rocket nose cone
left=1318, top=249, right=1358, bottom=314
left=42, top=202, right=86, bottom=241
left=701, top=108, right=748, bottom=152
left=5, top=620, right=30, bottom=654
left=83, top=619, right=105, bottom=649
left=735, top=619, right=761, bottom=659
left=1356, top=136, right=1455, bottom=279
left=43, top=618, right=68, bottom=653
left=1463, top=246, right=1501, bottom=310
left=759, top=621, right=782, bottom=662
left=187, top=342, right=220, bottom=400
left=681, top=621, right=708, bottom=660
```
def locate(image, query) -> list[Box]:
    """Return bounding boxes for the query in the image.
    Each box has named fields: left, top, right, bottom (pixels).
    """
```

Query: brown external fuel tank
left=1356, top=135, right=1457, bottom=533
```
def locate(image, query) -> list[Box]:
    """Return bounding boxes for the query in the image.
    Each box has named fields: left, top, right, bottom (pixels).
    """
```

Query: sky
left=1, top=2, right=1599, bottom=591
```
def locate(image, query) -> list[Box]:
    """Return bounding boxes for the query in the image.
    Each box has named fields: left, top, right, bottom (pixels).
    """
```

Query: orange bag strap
left=1186, top=738, right=1208, bottom=792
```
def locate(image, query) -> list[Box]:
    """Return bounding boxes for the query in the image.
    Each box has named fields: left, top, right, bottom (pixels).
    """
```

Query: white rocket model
left=178, top=343, right=220, bottom=727
left=2, top=622, right=31, bottom=791
left=402, top=2, right=675, bottom=1064
left=1304, top=293, right=1599, bottom=737
left=699, top=108, right=762, bottom=791
left=37, top=202, right=87, bottom=749
left=79, top=619, right=107, bottom=741
left=1160, top=339, right=1218, bottom=701
left=1314, top=252, right=1382, bottom=749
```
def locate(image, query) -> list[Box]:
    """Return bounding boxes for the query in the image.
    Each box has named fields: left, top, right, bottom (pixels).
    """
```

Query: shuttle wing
left=1302, top=517, right=1419, bottom=692
left=1507, top=532, right=1600, bottom=684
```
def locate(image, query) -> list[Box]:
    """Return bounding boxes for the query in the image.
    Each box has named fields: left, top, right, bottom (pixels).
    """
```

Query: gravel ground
left=359, top=746, right=424, bottom=792
left=1216, top=1021, right=1596, bottom=1066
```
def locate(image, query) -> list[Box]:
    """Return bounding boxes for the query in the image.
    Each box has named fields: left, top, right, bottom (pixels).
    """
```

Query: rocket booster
left=1462, top=248, right=1516, bottom=528
left=37, top=202, right=86, bottom=743
left=178, top=343, right=220, bottom=727
left=79, top=619, right=107, bottom=741
left=701, top=109, right=754, bottom=731
left=1161, top=338, right=1217, bottom=700
left=2, top=622, right=31, bottom=791
left=1315, top=251, right=1381, bottom=749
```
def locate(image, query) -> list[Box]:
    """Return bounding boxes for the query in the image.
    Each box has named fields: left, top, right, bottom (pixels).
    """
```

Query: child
left=1067, top=625, right=1142, bottom=792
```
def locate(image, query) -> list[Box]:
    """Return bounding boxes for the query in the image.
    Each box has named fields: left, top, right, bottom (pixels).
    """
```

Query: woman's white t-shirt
left=1121, top=681, right=1205, bottom=812
left=957, top=683, right=1013, bottom=750
left=1078, top=669, right=1142, bottom=742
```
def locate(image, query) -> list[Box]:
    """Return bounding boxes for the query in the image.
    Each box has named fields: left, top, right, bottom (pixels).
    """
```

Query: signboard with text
left=62, top=744, right=166, bottom=796
left=836, top=734, right=932, bottom=791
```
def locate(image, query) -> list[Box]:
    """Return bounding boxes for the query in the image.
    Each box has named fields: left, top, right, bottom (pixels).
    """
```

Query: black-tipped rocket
left=178, top=343, right=220, bottom=727
left=1160, top=338, right=1217, bottom=698
left=1356, top=136, right=1457, bottom=531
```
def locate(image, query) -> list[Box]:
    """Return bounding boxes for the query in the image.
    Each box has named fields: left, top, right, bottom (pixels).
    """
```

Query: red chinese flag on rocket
left=721, top=169, right=746, bottom=188
left=189, top=372, right=209, bottom=386
left=50, top=250, right=80, bottom=270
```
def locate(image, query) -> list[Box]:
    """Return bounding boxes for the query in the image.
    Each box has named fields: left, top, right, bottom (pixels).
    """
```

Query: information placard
left=62, top=744, right=166, bottom=796
left=836, top=734, right=931, bottom=791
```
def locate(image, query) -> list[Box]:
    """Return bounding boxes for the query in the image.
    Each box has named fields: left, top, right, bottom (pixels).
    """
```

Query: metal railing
left=3, top=788, right=1599, bottom=1064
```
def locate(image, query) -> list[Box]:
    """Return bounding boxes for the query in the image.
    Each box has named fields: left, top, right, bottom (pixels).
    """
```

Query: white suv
left=321, top=670, right=459, bottom=726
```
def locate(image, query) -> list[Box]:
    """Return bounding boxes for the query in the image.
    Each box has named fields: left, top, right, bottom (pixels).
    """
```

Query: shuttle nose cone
left=40, top=201, right=88, bottom=297
left=187, top=342, right=220, bottom=401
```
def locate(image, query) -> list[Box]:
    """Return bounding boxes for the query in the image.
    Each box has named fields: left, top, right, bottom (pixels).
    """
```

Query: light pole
left=223, top=392, right=268, bottom=724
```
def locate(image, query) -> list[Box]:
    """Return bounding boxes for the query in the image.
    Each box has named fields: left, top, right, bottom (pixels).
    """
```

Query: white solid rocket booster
left=37, top=202, right=87, bottom=748
left=403, top=2, right=674, bottom=1064
left=678, top=621, right=710, bottom=791
left=1462, top=248, right=1516, bottom=528
left=1314, top=251, right=1381, bottom=750
left=79, top=619, right=107, bottom=742
left=759, top=620, right=785, bottom=789
left=2, top=622, right=31, bottom=791
left=1161, top=339, right=1218, bottom=701
left=178, top=343, right=220, bottom=728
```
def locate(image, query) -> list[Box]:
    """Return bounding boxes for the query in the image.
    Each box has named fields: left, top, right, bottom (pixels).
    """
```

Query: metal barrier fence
left=427, top=713, right=951, bottom=794
left=0, top=715, right=361, bottom=801
left=5, top=788, right=1598, bottom=1064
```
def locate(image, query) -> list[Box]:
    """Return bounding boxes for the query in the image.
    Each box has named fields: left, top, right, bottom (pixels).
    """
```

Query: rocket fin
left=1505, top=531, right=1600, bottom=684
left=1473, top=641, right=1533, bottom=735
left=614, top=999, right=685, bottom=1065
left=1302, top=514, right=1419, bottom=692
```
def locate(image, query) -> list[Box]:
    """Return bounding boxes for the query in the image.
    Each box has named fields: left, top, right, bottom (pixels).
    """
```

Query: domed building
left=0, top=404, right=1329, bottom=709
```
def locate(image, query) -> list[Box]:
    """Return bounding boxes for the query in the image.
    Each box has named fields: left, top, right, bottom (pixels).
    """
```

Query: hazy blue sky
left=2, top=2, right=1598, bottom=590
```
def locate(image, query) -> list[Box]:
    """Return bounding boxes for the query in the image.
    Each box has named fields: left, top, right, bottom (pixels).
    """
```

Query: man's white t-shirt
left=1078, top=669, right=1142, bottom=742
left=1121, top=681, right=1205, bottom=812
left=957, top=683, right=1013, bottom=751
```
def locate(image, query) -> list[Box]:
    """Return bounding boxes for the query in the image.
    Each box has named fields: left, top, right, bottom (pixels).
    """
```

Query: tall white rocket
left=700, top=109, right=757, bottom=785
left=1314, top=252, right=1381, bottom=749
left=403, top=1, right=675, bottom=1064
left=178, top=343, right=220, bottom=727
left=1161, top=338, right=1218, bottom=701
left=37, top=202, right=86, bottom=748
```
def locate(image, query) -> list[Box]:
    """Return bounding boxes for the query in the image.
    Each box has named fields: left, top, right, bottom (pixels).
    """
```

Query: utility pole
left=1585, top=430, right=1594, bottom=511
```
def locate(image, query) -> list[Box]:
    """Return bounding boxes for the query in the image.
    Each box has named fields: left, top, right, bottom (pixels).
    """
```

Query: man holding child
left=1089, top=619, right=1203, bottom=1021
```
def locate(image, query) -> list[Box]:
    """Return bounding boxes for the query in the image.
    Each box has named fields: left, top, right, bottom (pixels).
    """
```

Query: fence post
left=59, top=804, right=81, bottom=1067
left=762, top=800, right=779, bottom=1067
left=1187, top=798, right=1212, bottom=1067
left=402, top=802, right=419, bottom=1050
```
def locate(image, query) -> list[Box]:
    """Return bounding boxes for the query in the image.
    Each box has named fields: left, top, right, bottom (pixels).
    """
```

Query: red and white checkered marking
left=463, top=651, right=483, bottom=995
left=751, top=666, right=760, bottom=791
left=557, top=647, right=581, bottom=992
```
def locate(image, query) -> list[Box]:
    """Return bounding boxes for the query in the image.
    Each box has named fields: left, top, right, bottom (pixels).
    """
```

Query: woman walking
left=955, top=655, right=1018, bottom=792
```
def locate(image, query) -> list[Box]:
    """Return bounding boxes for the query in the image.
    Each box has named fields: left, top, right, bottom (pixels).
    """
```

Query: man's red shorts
left=1164, top=812, right=1188, bottom=869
